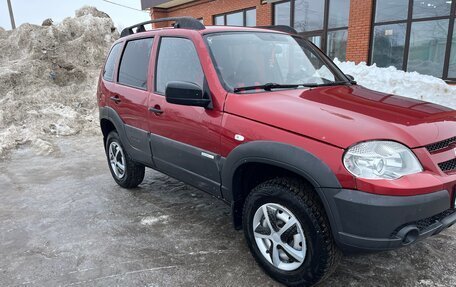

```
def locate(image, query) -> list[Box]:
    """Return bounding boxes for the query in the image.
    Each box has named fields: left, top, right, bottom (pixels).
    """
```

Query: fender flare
left=220, top=141, right=342, bottom=230
left=99, top=106, right=154, bottom=166
left=99, top=106, right=128, bottom=144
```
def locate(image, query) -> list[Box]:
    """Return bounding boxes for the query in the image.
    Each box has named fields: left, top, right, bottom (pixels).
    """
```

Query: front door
left=148, top=36, right=223, bottom=196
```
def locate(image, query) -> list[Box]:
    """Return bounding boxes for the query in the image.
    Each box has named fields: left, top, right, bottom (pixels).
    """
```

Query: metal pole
left=7, top=0, right=16, bottom=29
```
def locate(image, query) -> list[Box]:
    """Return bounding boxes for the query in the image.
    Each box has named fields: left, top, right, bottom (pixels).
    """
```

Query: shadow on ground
left=0, top=136, right=454, bottom=286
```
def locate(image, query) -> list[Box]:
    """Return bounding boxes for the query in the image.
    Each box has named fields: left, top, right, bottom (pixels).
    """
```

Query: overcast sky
left=0, top=0, right=150, bottom=30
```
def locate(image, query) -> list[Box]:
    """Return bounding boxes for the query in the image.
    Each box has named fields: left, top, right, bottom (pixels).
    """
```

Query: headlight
left=343, top=141, right=423, bottom=180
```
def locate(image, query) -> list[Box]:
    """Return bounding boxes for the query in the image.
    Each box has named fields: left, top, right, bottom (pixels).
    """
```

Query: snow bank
left=334, top=59, right=456, bottom=109
left=0, top=7, right=118, bottom=156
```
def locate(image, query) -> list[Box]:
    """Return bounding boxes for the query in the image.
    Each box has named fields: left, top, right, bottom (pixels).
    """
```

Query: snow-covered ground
left=0, top=7, right=118, bottom=157
left=334, top=59, right=456, bottom=109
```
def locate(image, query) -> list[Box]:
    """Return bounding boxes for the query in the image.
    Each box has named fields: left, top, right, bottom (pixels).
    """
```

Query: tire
left=105, top=131, right=145, bottom=189
left=242, top=177, right=340, bottom=287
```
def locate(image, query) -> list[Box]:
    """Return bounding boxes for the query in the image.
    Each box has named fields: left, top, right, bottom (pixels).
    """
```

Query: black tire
left=105, top=131, right=145, bottom=189
left=242, top=177, right=340, bottom=287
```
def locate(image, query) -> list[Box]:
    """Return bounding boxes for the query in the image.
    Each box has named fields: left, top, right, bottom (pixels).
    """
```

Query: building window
left=273, top=0, right=350, bottom=61
left=371, top=0, right=455, bottom=80
left=213, top=8, right=256, bottom=27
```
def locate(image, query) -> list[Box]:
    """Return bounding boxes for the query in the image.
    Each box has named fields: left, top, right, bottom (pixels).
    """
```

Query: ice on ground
left=0, top=6, right=118, bottom=157
left=334, top=59, right=456, bottom=110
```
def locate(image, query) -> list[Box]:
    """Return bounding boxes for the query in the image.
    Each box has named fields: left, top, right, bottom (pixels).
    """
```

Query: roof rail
left=255, top=25, right=298, bottom=35
left=120, top=17, right=205, bottom=38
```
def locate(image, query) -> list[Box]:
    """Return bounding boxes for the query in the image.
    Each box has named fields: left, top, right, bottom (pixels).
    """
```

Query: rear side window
left=103, top=43, right=121, bottom=82
left=118, top=38, right=154, bottom=90
left=155, top=37, right=204, bottom=94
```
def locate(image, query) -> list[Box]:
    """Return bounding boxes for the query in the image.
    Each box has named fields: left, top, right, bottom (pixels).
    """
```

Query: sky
left=0, top=0, right=151, bottom=30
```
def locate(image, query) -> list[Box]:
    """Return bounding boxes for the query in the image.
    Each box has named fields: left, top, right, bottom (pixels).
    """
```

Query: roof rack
left=255, top=25, right=298, bottom=35
left=120, top=17, right=205, bottom=38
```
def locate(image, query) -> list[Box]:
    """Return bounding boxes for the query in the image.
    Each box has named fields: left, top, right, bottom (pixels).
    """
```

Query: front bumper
left=321, top=188, right=456, bottom=253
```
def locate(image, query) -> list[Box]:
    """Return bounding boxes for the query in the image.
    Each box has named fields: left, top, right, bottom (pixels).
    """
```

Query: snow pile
left=334, top=59, right=456, bottom=109
left=0, top=7, right=118, bottom=156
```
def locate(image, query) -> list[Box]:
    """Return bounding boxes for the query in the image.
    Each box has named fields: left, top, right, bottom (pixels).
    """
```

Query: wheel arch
left=99, top=106, right=128, bottom=147
left=220, top=141, right=341, bottom=230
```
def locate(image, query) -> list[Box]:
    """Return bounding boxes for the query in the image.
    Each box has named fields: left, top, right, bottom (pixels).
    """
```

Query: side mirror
left=165, top=81, right=211, bottom=108
left=345, top=74, right=357, bottom=84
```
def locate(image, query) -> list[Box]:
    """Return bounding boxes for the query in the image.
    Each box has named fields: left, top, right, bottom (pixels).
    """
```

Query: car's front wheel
left=105, top=131, right=145, bottom=188
left=243, top=177, right=340, bottom=287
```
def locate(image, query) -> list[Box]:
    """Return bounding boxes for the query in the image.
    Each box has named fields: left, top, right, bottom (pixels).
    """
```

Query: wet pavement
left=1, top=136, right=455, bottom=287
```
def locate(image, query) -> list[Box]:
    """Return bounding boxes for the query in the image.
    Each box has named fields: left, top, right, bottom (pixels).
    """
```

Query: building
left=141, top=0, right=456, bottom=82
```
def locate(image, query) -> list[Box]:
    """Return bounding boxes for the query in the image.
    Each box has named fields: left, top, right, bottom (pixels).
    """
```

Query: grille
left=392, top=209, right=456, bottom=237
left=415, top=209, right=456, bottom=231
left=438, top=158, right=456, bottom=173
left=426, top=136, right=456, bottom=153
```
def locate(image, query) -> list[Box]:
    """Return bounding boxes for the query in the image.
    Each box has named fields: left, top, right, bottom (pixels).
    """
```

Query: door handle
left=149, top=106, right=164, bottom=115
left=110, top=96, right=121, bottom=104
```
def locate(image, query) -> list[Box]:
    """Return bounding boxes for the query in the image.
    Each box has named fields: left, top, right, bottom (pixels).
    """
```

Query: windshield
left=205, top=32, right=346, bottom=92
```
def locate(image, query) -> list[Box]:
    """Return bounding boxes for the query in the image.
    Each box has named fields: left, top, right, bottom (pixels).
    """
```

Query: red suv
left=97, top=17, right=456, bottom=287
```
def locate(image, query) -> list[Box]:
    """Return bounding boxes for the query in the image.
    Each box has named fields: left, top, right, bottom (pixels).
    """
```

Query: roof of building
left=140, top=0, right=196, bottom=10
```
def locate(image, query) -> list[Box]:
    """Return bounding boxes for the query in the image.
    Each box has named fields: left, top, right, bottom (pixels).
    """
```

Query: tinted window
left=375, top=0, right=409, bottom=23
left=329, top=0, right=350, bottom=28
left=103, top=43, right=121, bottom=82
left=294, top=0, right=325, bottom=32
left=407, top=19, right=449, bottom=77
left=274, top=1, right=291, bottom=26
left=372, top=23, right=407, bottom=69
left=156, top=38, right=204, bottom=94
left=118, top=38, right=154, bottom=89
left=413, top=0, right=451, bottom=19
left=227, top=11, right=243, bottom=26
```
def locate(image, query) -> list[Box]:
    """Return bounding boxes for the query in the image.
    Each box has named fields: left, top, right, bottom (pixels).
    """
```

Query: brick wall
left=346, top=0, right=374, bottom=63
left=150, top=0, right=272, bottom=27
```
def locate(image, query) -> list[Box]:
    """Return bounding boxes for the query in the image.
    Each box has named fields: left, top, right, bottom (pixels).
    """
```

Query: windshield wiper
left=233, top=83, right=301, bottom=93
left=233, top=81, right=350, bottom=93
left=300, top=81, right=350, bottom=87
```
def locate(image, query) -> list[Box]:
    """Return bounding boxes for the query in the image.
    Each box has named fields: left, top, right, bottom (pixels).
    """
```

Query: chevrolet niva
left=97, top=18, right=456, bottom=287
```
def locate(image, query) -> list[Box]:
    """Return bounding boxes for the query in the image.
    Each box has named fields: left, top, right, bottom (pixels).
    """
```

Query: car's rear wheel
left=105, top=131, right=145, bottom=188
left=243, top=177, right=340, bottom=287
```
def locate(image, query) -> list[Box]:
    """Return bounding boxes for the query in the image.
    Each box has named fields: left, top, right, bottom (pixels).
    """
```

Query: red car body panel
left=223, top=85, right=456, bottom=149
left=98, top=26, right=456, bottom=200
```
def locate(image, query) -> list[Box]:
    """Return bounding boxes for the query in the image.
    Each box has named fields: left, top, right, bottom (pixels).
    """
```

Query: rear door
left=148, top=35, right=224, bottom=196
left=110, top=37, right=154, bottom=165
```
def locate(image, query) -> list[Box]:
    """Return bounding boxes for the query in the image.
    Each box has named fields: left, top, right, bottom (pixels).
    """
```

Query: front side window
left=118, top=38, right=154, bottom=89
left=155, top=37, right=204, bottom=94
left=103, top=43, right=121, bottom=82
left=205, top=32, right=343, bottom=92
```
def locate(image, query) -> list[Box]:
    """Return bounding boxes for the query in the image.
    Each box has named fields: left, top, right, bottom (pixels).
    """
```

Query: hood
left=224, top=85, right=456, bottom=149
